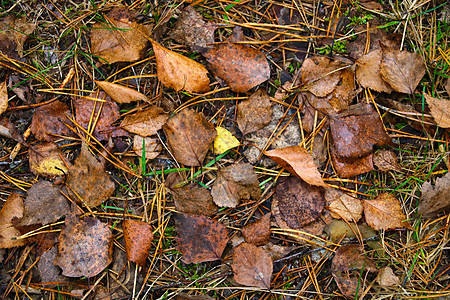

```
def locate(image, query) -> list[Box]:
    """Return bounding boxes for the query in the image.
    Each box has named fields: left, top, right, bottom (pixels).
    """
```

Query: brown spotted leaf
left=232, top=243, right=273, bottom=289
left=326, top=189, right=363, bottom=222
left=0, top=193, right=28, bottom=249
left=29, top=142, right=71, bottom=177
left=0, top=79, right=7, bottom=116
left=96, top=81, right=150, bottom=104
left=163, top=108, right=217, bottom=166
left=418, top=172, right=450, bottom=218
left=122, top=220, right=153, bottom=266
left=175, top=213, right=228, bottom=264
left=363, top=193, right=408, bottom=230
left=423, top=93, right=450, bottom=128
left=356, top=50, right=393, bottom=93
left=171, top=185, right=218, bottom=216
left=237, top=89, right=272, bottom=135
left=121, top=106, right=169, bottom=136
left=373, top=149, right=401, bottom=171
left=242, top=213, right=271, bottom=246
left=31, top=100, right=75, bottom=142
left=0, top=16, right=35, bottom=59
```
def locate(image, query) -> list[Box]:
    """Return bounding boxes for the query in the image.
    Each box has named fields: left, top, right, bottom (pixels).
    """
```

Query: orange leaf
left=0, top=193, right=27, bottom=249
left=123, top=220, right=153, bottom=266
left=96, top=81, right=150, bottom=104
left=363, top=193, right=408, bottom=230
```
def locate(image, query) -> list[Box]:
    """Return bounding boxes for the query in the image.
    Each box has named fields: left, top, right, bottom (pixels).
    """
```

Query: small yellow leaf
left=0, top=80, right=7, bottom=116
left=213, top=127, right=239, bottom=154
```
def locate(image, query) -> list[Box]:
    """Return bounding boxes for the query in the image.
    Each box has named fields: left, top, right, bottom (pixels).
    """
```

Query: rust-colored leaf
left=242, top=213, right=271, bottom=246
left=29, top=142, right=70, bottom=177
left=237, top=89, right=272, bottom=135
left=0, top=79, right=7, bottom=116
left=171, top=185, right=218, bottom=216
left=96, top=81, right=150, bottom=104
left=175, top=213, right=228, bottom=264
left=31, top=100, right=75, bottom=142
left=55, top=212, right=113, bottom=277
left=121, top=106, right=169, bottom=136
left=163, top=108, right=217, bottom=166
left=0, top=193, right=28, bottom=249
left=232, top=243, right=273, bottom=289
left=204, top=42, right=270, bottom=93
left=373, top=149, right=401, bottom=171
left=0, top=16, right=35, bottom=59
left=326, top=189, right=363, bottom=222
left=363, top=193, right=408, bottom=230
left=331, top=150, right=374, bottom=178
left=418, top=172, right=450, bottom=218
left=133, top=135, right=162, bottom=159
left=152, top=41, right=210, bottom=93
left=265, top=146, right=326, bottom=187
left=122, top=220, right=153, bottom=266
left=423, top=93, right=450, bottom=128
left=356, top=50, right=393, bottom=93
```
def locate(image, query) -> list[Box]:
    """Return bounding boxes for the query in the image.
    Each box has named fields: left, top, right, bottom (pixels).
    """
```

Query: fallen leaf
left=423, top=93, right=450, bottom=128
left=232, top=243, right=272, bottom=289
left=261, top=242, right=294, bottom=261
left=55, top=212, right=113, bottom=277
left=96, top=81, right=150, bottom=103
left=446, top=78, right=450, bottom=97
left=376, top=266, right=400, bottom=286
left=242, top=213, right=271, bottom=246
left=373, top=149, right=401, bottom=171
left=176, top=293, right=214, bottom=300
left=0, top=116, right=26, bottom=145
left=38, top=247, right=67, bottom=284
left=0, top=16, right=35, bottom=59
left=265, top=146, right=326, bottom=187
left=122, top=219, right=153, bottom=266
left=380, top=48, right=426, bottom=94
left=66, top=143, right=115, bottom=207
left=360, top=1, right=383, bottom=11
left=91, top=8, right=151, bottom=64
left=171, top=185, right=218, bottom=216
left=211, top=163, right=261, bottom=208
left=363, top=193, right=408, bottom=230
left=237, top=89, right=272, bottom=135
left=133, top=135, right=162, bottom=159
left=121, top=106, right=169, bottom=136
left=213, top=127, right=240, bottom=155
left=0, top=79, right=7, bottom=115
left=0, top=193, right=27, bottom=249
left=204, top=42, right=270, bottom=92
left=152, top=41, right=210, bottom=93
left=29, top=142, right=70, bottom=177
left=175, top=213, right=228, bottom=264
left=418, top=172, right=450, bottom=218
left=356, top=50, right=393, bottom=93
left=326, top=189, right=363, bottom=222
left=163, top=108, right=217, bottom=166
left=331, top=150, right=374, bottom=178
left=31, top=100, right=75, bottom=142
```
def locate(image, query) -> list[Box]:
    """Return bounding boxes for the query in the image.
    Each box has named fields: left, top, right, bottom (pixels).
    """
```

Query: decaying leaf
left=331, top=150, right=374, bottom=178
left=363, top=193, right=408, bottom=230
left=237, top=89, right=272, bottom=135
left=204, top=42, right=270, bottom=92
left=29, top=142, right=70, bottom=177
left=261, top=242, right=294, bottom=261
left=66, top=143, right=115, bottom=207
left=265, top=146, right=326, bottom=187
left=211, top=163, right=260, bottom=208
left=122, top=220, right=153, bottom=266
left=121, top=106, right=169, bottom=136
left=171, top=185, right=218, bottom=216
left=175, top=213, right=228, bottom=264
left=152, top=41, right=210, bottom=93
left=0, top=193, right=27, bottom=249
left=241, top=213, right=271, bottom=246
left=0, top=16, right=36, bottom=59
left=55, top=213, right=113, bottom=277
left=163, top=108, right=217, bottom=166
left=133, top=135, right=162, bottom=159
left=96, top=81, right=150, bottom=104
left=423, top=93, right=450, bottom=128
left=418, top=172, right=450, bottom=218
left=326, top=189, right=363, bottom=222
left=38, top=247, right=67, bottom=284
left=91, top=7, right=151, bottom=64
left=213, top=127, right=240, bottom=155
left=0, top=80, right=7, bottom=116
left=232, top=243, right=273, bottom=289
left=31, top=100, right=75, bottom=142
left=356, top=50, right=393, bottom=93
left=376, top=266, right=400, bottom=287
left=373, top=149, right=401, bottom=171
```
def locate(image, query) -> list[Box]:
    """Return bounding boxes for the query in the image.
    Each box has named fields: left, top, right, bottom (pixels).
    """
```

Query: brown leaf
left=96, top=81, right=150, bottom=104
left=242, top=213, right=271, bottom=246
left=152, top=41, right=210, bottom=93
left=121, top=106, right=169, bottom=136
left=0, top=16, right=35, bottom=59
left=91, top=8, right=151, bottom=64
left=55, top=213, right=113, bottom=277
left=0, top=193, right=27, bottom=249
left=175, top=213, right=228, bottom=264
left=171, top=185, right=218, bottom=216
left=423, top=93, right=450, bottom=128
left=363, top=193, right=407, bottom=230
left=204, top=42, right=270, bottom=92
left=376, top=266, right=400, bottom=287
left=326, top=189, right=363, bottom=222
left=380, top=48, right=426, bottom=94
left=418, top=172, right=450, bottom=218
left=232, top=243, right=273, bottom=289
left=265, top=146, right=326, bottom=187
left=237, top=89, right=272, bottom=135
left=31, top=100, right=75, bottom=142
left=163, top=108, right=217, bottom=166
left=122, top=220, right=153, bottom=266
left=38, top=247, right=67, bottom=284
left=261, top=242, right=294, bottom=261
left=0, top=116, right=26, bottom=144
left=176, top=293, right=214, bottom=300
left=211, top=163, right=261, bottom=208
left=446, top=78, right=450, bottom=97
left=272, top=176, right=325, bottom=229
left=331, top=150, right=374, bottom=178
left=0, top=79, right=7, bottom=116
left=29, top=142, right=70, bottom=177
left=373, top=149, right=401, bottom=171
left=356, top=50, right=393, bottom=93
left=66, top=143, right=115, bottom=207
left=133, top=135, right=162, bottom=159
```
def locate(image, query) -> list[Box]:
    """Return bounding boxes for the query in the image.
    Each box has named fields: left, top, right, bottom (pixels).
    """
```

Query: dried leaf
left=347, top=24, right=400, bottom=59
left=242, top=213, right=271, bottom=246
left=0, top=79, right=7, bottom=116
left=29, top=142, right=70, bottom=177
left=373, top=149, right=401, bottom=171
left=0, top=16, right=35, bottom=59
left=423, top=93, right=450, bottom=128
left=133, top=135, right=162, bottom=159
left=91, top=8, right=151, bottom=64
left=211, top=163, right=260, bottom=208
left=204, top=42, right=270, bottom=92
left=232, top=243, right=273, bottom=289
left=96, top=81, right=150, bottom=103
left=356, top=50, right=393, bottom=93
left=122, top=220, right=153, bottom=266
left=176, top=293, right=214, bottom=300
left=237, top=89, right=272, bottom=135
left=55, top=213, right=113, bottom=277
left=376, top=266, right=400, bottom=286
left=418, top=172, right=450, bottom=218
left=171, top=185, right=218, bottom=216
left=0, top=193, right=27, bottom=249
left=31, top=100, right=75, bottom=142
left=326, top=189, right=363, bottom=222
left=121, top=106, right=169, bottom=136
left=163, top=108, right=217, bottom=166
left=265, top=146, right=326, bottom=187
left=261, top=242, right=294, bottom=261
left=331, top=150, right=374, bottom=178
left=152, top=41, right=210, bottom=93
left=363, top=193, right=407, bottom=230
left=446, top=78, right=450, bottom=97
left=0, top=116, right=26, bottom=145
left=213, top=127, right=240, bottom=155
left=175, top=213, right=228, bottom=264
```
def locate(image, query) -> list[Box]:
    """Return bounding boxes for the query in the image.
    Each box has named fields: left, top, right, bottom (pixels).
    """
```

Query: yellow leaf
left=213, top=127, right=239, bottom=154
left=0, top=80, right=7, bottom=116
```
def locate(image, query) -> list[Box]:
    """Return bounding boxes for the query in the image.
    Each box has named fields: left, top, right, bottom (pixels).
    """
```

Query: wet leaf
left=326, top=189, right=363, bottom=222
left=91, top=8, right=151, bottom=64
left=175, top=213, right=228, bottom=264
left=0, top=193, right=27, bottom=249
left=376, top=266, right=400, bottom=286
left=133, top=135, right=162, bottom=159
left=0, top=16, right=35, bottom=59
left=0, top=116, right=26, bottom=145
left=213, top=127, right=240, bottom=155
left=356, top=50, right=393, bottom=93
left=152, top=41, right=210, bottom=93
left=261, top=242, right=294, bottom=261
left=241, top=213, right=271, bottom=246
left=66, top=143, right=115, bottom=208
left=31, top=100, right=75, bottom=142
left=373, top=149, right=401, bottom=171
left=96, top=81, right=150, bottom=104
left=204, top=42, right=270, bottom=93
left=423, top=93, right=450, bottom=128
left=38, top=247, right=67, bottom=284
left=29, top=142, right=70, bottom=177
left=211, top=163, right=260, bottom=208
left=122, top=219, right=153, bottom=266
left=331, top=150, right=374, bottom=178
left=237, top=89, right=272, bottom=135
left=121, top=106, right=169, bottom=136
left=0, top=79, right=7, bottom=116
left=171, top=185, right=218, bottom=216
left=418, top=172, right=450, bottom=218
left=163, top=108, right=217, bottom=166
left=265, top=146, right=326, bottom=187
left=55, top=213, right=113, bottom=277
left=363, top=193, right=407, bottom=230
left=232, top=243, right=273, bottom=289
